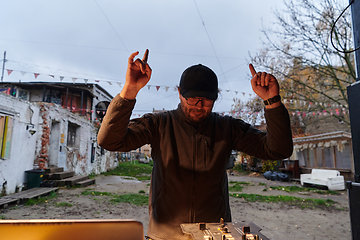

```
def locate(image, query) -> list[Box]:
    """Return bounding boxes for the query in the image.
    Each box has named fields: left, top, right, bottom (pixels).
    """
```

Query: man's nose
left=194, top=99, right=204, bottom=107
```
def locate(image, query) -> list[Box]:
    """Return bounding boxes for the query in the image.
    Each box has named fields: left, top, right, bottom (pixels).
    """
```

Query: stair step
left=75, top=179, right=96, bottom=187
left=50, top=171, right=75, bottom=180
left=44, top=167, right=64, bottom=174
left=55, top=175, right=89, bottom=187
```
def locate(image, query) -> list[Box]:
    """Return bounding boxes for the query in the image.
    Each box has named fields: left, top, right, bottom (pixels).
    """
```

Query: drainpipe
left=347, top=0, right=360, bottom=239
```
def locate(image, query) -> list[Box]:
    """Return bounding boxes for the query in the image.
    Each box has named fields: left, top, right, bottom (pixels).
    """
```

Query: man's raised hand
left=249, top=63, right=279, bottom=101
left=121, top=49, right=152, bottom=100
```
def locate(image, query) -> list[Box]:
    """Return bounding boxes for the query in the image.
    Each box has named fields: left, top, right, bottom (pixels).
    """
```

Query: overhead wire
left=193, top=0, right=234, bottom=99
left=94, top=0, right=129, bottom=53
left=330, top=0, right=359, bottom=54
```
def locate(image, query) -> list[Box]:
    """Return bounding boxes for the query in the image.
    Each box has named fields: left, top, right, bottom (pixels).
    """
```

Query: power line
left=193, top=0, right=234, bottom=98
left=94, top=0, right=129, bottom=53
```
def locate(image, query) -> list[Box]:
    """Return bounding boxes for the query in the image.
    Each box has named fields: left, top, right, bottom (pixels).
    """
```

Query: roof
left=293, top=131, right=352, bottom=152
left=0, top=82, right=113, bottom=99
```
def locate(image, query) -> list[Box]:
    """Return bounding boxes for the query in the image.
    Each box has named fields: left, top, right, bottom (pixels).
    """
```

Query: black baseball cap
left=179, top=64, right=218, bottom=100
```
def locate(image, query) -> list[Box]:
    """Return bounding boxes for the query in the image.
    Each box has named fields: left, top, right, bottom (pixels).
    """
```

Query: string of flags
left=4, top=68, right=255, bottom=97
left=4, top=68, right=350, bottom=119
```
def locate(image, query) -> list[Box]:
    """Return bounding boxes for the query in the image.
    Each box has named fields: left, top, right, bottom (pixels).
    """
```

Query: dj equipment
left=181, top=218, right=269, bottom=240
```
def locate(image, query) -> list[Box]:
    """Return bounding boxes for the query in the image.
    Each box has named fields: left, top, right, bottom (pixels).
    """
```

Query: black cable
left=330, top=0, right=359, bottom=54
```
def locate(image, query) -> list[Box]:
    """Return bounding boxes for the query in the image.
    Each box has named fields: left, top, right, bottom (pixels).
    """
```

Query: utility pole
left=1, top=51, right=6, bottom=82
left=347, top=0, right=360, bottom=239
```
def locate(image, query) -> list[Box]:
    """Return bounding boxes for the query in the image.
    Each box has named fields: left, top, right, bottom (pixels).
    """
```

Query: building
left=291, top=131, right=354, bottom=180
left=0, top=82, right=118, bottom=195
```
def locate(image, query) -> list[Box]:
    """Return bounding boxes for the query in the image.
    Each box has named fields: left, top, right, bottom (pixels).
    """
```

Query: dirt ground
left=0, top=173, right=351, bottom=239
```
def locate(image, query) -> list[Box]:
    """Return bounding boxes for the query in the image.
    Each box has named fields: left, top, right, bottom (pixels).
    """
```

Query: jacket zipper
left=204, top=139, right=208, bottom=169
left=190, top=130, right=197, bottom=223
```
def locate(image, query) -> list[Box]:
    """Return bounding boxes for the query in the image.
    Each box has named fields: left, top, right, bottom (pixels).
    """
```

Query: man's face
left=179, top=90, right=214, bottom=123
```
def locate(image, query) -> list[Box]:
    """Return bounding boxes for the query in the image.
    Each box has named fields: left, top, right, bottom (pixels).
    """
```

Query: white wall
left=0, top=93, right=40, bottom=195
left=1, top=92, right=118, bottom=195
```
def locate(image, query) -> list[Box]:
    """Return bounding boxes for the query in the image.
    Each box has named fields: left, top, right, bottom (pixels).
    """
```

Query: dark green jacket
left=97, top=94, right=293, bottom=240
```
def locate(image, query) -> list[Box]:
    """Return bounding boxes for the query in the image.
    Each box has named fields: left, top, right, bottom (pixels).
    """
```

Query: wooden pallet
left=0, top=187, right=58, bottom=209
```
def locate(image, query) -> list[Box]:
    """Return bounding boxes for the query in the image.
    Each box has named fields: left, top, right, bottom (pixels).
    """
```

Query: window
left=67, top=122, right=80, bottom=147
left=17, top=89, right=29, bottom=101
left=308, top=149, right=315, bottom=167
left=0, top=115, right=13, bottom=159
left=324, top=147, right=335, bottom=168
left=315, top=148, right=323, bottom=167
left=335, top=144, right=352, bottom=169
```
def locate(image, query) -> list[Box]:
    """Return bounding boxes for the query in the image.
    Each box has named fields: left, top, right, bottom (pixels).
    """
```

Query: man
left=97, top=49, right=293, bottom=240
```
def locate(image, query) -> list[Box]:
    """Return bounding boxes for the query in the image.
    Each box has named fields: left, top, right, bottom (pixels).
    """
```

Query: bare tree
left=250, top=0, right=355, bottom=134
left=231, top=97, right=264, bottom=127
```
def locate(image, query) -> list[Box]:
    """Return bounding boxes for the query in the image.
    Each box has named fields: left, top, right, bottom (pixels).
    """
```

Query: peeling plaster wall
left=0, top=92, right=118, bottom=195
left=0, top=93, right=40, bottom=195
left=34, top=103, right=118, bottom=176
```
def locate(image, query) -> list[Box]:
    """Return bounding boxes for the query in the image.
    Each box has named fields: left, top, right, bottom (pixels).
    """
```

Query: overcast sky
left=0, top=0, right=286, bottom=117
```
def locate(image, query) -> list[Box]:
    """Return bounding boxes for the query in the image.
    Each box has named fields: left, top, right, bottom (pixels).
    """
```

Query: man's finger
left=142, top=49, right=149, bottom=63
left=128, top=51, right=139, bottom=64
left=249, top=63, right=257, bottom=77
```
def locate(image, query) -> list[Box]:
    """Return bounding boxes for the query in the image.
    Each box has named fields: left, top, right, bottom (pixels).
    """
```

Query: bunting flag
left=5, top=68, right=350, bottom=112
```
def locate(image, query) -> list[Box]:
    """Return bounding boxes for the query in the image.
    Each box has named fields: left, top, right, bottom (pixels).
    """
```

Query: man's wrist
left=263, top=95, right=281, bottom=105
left=120, top=85, right=139, bottom=100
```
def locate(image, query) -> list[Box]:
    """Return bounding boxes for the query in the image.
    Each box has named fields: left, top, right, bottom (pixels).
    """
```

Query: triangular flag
left=165, top=86, right=169, bottom=92
left=34, top=73, right=40, bottom=79
left=49, top=75, right=55, bottom=78
left=60, top=76, right=64, bottom=81
left=84, top=79, right=88, bottom=84
left=107, top=81, right=112, bottom=85
left=156, top=86, right=160, bottom=91
left=95, top=80, right=100, bottom=83
left=147, top=85, right=151, bottom=90
left=235, top=91, right=238, bottom=95
left=72, top=78, right=77, bottom=84
left=6, top=69, right=13, bottom=75
left=117, top=82, right=122, bottom=88
left=21, top=71, right=27, bottom=76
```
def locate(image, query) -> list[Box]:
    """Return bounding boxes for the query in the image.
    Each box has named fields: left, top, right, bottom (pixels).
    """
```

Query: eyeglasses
left=185, top=97, right=214, bottom=107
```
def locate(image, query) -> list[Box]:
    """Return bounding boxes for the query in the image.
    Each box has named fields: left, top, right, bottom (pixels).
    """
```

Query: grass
left=230, top=193, right=337, bottom=209
left=56, top=202, right=73, bottom=207
left=229, top=181, right=251, bottom=192
left=102, top=161, right=153, bottom=181
left=81, top=190, right=113, bottom=196
left=111, top=193, right=149, bottom=206
left=24, top=192, right=58, bottom=206
left=81, top=190, right=149, bottom=206
left=269, top=186, right=340, bottom=195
